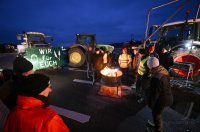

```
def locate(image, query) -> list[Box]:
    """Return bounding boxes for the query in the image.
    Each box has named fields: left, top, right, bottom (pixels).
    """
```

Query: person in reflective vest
left=118, top=48, right=132, bottom=69
left=135, top=48, right=150, bottom=103
left=118, top=47, right=132, bottom=84
left=137, top=55, right=150, bottom=76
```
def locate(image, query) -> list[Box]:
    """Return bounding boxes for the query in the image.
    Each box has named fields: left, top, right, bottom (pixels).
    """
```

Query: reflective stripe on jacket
left=138, top=56, right=150, bottom=76
left=118, top=54, right=132, bottom=68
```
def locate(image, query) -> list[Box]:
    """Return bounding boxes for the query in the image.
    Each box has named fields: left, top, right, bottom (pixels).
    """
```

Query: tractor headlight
left=185, top=43, right=196, bottom=50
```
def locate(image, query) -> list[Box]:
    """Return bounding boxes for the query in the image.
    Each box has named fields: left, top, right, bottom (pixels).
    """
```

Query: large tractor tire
left=68, top=48, right=86, bottom=67
left=170, top=45, right=200, bottom=77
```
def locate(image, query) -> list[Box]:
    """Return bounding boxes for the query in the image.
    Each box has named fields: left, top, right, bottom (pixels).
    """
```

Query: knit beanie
left=18, top=73, right=50, bottom=96
left=147, top=57, right=159, bottom=69
left=13, top=56, right=33, bottom=74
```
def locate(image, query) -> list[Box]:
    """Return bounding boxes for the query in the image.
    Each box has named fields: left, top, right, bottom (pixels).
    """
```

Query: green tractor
left=67, top=34, right=114, bottom=68
left=16, top=32, right=65, bottom=70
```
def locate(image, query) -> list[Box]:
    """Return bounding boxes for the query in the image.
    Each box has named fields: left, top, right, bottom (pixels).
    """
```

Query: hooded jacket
left=4, top=96, right=70, bottom=132
left=146, top=65, right=173, bottom=109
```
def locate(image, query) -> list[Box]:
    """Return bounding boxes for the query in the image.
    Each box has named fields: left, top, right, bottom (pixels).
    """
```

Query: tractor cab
left=148, top=19, right=200, bottom=78
left=17, top=32, right=52, bottom=54
left=76, top=34, right=96, bottom=49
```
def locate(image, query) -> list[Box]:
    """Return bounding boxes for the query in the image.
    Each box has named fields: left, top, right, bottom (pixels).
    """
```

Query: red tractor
left=144, top=0, right=200, bottom=80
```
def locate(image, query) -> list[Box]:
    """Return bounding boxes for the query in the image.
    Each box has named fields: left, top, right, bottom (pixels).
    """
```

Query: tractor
left=149, top=19, right=200, bottom=78
left=16, top=32, right=64, bottom=70
left=16, top=32, right=52, bottom=54
left=144, top=0, right=200, bottom=80
left=67, top=34, right=114, bottom=68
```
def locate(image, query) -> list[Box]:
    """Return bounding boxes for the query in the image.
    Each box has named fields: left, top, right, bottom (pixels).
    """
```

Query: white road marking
left=51, top=105, right=90, bottom=123
left=73, top=79, right=93, bottom=85
left=67, top=67, right=88, bottom=72
left=121, top=85, right=132, bottom=90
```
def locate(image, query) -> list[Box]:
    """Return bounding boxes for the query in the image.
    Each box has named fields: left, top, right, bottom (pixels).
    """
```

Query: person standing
left=0, top=56, right=34, bottom=110
left=159, top=46, right=174, bottom=71
left=135, top=48, right=150, bottom=103
left=0, top=56, right=34, bottom=131
left=118, top=47, right=132, bottom=84
left=4, top=73, right=70, bottom=132
left=93, top=48, right=105, bottom=83
left=132, top=46, right=141, bottom=85
left=86, top=46, right=94, bottom=79
left=146, top=57, right=173, bottom=132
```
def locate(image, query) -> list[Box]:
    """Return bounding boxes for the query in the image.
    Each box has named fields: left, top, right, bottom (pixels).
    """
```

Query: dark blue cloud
left=0, top=0, right=198, bottom=46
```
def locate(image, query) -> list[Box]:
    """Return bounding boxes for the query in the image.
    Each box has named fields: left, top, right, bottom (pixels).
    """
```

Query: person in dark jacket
left=4, top=73, right=70, bottom=132
left=159, top=46, right=174, bottom=71
left=0, top=56, right=34, bottom=110
left=86, top=46, right=95, bottom=78
left=146, top=57, right=173, bottom=132
left=93, top=48, right=105, bottom=83
left=0, top=56, right=34, bottom=131
left=132, top=46, right=141, bottom=85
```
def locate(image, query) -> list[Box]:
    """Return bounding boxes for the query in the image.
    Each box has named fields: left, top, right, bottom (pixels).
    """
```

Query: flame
left=101, top=66, right=122, bottom=77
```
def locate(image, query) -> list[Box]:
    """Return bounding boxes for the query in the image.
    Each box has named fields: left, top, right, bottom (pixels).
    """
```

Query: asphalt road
left=0, top=53, right=200, bottom=132
left=37, top=67, right=145, bottom=132
left=0, top=53, right=145, bottom=131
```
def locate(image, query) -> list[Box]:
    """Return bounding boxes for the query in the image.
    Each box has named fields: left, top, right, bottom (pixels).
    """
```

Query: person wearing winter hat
left=147, top=56, right=159, bottom=69
left=13, top=56, right=34, bottom=76
left=0, top=56, right=34, bottom=110
left=146, top=57, right=173, bottom=132
left=17, top=73, right=51, bottom=98
left=4, top=73, right=70, bottom=132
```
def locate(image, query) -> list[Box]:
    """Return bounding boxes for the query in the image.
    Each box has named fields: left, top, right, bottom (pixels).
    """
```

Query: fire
left=100, top=66, right=122, bottom=77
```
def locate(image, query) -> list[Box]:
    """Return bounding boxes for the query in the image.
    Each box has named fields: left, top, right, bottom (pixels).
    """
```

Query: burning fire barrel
left=99, top=67, right=123, bottom=97
left=100, top=67, right=122, bottom=86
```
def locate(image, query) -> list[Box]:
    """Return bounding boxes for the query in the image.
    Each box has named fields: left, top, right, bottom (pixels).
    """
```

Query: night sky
left=0, top=0, right=198, bottom=47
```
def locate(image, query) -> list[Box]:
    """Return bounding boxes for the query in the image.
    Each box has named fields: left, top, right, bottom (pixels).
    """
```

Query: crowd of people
left=117, top=44, right=174, bottom=132
left=83, top=43, right=174, bottom=132
left=0, top=43, right=174, bottom=132
left=0, top=56, right=70, bottom=132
